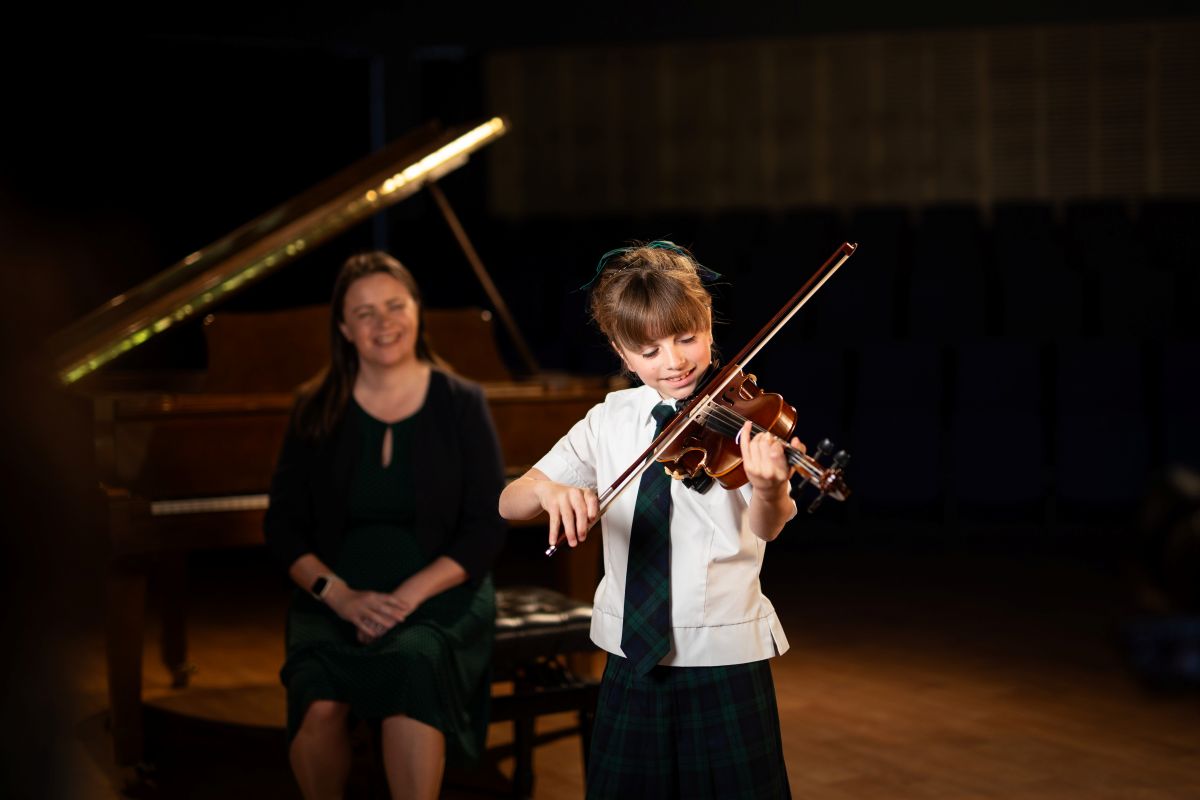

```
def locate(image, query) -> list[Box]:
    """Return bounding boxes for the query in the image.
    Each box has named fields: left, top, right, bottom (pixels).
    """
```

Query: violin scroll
left=796, top=438, right=851, bottom=513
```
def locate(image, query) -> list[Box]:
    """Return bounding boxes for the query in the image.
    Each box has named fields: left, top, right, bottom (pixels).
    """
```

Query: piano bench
left=488, top=586, right=600, bottom=799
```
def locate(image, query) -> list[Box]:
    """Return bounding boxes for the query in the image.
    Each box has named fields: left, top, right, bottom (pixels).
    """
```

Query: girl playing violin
left=498, top=241, right=800, bottom=799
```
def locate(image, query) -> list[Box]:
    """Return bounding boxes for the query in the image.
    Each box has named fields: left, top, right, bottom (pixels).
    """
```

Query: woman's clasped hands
left=324, top=580, right=420, bottom=644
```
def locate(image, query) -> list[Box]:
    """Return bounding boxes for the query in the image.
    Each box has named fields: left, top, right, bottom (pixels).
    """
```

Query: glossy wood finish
left=50, top=118, right=508, bottom=385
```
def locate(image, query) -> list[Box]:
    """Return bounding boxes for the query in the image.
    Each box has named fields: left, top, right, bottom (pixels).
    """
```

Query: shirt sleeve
left=532, top=400, right=604, bottom=489
left=738, top=482, right=799, bottom=522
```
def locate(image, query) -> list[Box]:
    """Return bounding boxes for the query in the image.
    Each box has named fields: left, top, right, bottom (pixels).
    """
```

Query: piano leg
left=158, top=554, right=193, bottom=688
left=105, top=556, right=146, bottom=768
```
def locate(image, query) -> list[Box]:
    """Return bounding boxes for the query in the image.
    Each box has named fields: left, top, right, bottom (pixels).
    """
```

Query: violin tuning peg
left=832, top=450, right=851, bottom=469
left=815, top=438, right=834, bottom=459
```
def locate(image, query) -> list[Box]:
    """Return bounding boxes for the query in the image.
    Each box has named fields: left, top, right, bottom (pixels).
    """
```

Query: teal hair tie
left=579, top=240, right=721, bottom=290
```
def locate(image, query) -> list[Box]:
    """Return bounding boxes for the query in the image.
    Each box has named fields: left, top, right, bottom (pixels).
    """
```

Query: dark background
left=2, top=2, right=1199, bottom=796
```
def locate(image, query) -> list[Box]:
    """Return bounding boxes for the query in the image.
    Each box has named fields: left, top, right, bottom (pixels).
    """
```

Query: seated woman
left=264, top=251, right=507, bottom=799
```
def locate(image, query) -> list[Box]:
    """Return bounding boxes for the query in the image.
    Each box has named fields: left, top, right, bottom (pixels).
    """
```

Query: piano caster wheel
left=169, top=661, right=197, bottom=689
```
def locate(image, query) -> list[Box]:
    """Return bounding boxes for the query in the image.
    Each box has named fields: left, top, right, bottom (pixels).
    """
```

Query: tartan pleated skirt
left=586, top=653, right=791, bottom=800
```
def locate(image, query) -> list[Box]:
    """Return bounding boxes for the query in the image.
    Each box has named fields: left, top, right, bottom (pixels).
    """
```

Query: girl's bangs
left=609, top=279, right=710, bottom=348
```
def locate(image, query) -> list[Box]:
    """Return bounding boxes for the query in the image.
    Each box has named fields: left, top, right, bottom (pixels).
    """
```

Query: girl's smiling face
left=615, top=330, right=713, bottom=401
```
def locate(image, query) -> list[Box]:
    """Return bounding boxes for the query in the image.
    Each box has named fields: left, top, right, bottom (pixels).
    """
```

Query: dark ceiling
left=137, top=1, right=1200, bottom=55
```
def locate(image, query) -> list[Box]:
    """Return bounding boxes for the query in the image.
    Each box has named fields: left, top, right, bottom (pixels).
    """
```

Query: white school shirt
left=533, top=384, right=792, bottom=667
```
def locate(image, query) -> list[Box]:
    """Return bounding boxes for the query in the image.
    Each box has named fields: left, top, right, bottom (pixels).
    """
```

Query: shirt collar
left=636, top=385, right=676, bottom=427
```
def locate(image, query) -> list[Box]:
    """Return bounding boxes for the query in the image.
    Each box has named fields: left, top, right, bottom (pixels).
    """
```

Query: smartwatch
left=310, top=574, right=337, bottom=601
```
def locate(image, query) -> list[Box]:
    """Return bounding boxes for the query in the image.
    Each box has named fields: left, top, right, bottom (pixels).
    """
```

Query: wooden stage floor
left=57, top=527, right=1200, bottom=799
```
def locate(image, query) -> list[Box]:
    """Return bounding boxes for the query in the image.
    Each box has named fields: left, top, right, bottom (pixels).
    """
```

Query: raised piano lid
left=48, top=116, right=509, bottom=387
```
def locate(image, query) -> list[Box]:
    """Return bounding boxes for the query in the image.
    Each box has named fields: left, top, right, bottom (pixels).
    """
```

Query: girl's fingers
left=771, top=439, right=787, bottom=480
left=739, top=422, right=755, bottom=470
left=544, top=485, right=599, bottom=549
left=559, top=498, right=578, bottom=547
left=572, top=492, right=590, bottom=542
left=740, top=424, right=791, bottom=484
left=547, top=508, right=560, bottom=548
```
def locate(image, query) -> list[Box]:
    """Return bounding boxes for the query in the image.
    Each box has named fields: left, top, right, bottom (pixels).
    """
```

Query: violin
left=658, top=366, right=851, bottom=504
left=546, top=241, right=858, bottom=557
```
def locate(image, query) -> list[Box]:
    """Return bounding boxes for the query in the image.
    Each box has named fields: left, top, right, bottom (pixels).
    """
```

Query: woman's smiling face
left=338, top=272, right=420, bottom=369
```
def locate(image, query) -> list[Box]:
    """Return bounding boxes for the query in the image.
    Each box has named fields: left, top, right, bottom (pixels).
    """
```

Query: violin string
left=689, top=401, right=817, bottom=475
left=697, top=404, right=805, bottom=466
left=675, top=399, right=847, bottom=492
left=694, top=402, right=799, bottom=459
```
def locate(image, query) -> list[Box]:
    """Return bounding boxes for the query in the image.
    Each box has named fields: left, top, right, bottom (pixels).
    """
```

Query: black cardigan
left=263, top=369, right=507, bottom=582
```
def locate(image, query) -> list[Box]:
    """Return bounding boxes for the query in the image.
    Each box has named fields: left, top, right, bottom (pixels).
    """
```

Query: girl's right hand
left=325, top=583, right=406, bottom=640
left=535, top=481, right=599, bottom=549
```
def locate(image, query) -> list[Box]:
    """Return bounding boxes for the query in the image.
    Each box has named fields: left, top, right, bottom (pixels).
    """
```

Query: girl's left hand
left=739, top=420, right=802, bottom=493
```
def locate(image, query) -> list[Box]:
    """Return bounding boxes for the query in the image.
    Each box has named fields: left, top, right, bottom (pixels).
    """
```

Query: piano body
left=51, top=117, right=615, bottom=768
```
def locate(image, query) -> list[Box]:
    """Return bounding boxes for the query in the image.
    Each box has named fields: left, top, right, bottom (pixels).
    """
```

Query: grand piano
left=49, top=117, right=616, bottom=769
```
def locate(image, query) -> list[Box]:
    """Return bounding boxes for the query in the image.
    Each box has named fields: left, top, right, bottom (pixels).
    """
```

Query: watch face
left=311, top=577, right=329, bottom=597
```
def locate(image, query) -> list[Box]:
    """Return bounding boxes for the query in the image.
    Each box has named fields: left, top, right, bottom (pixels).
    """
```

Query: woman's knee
left=298, top=699, right=350, bottom=735
left=381, top=713, right=443, bottom=742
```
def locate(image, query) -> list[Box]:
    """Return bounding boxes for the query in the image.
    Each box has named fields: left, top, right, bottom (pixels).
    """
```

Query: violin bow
left=545, top=241, right=857, bottom=556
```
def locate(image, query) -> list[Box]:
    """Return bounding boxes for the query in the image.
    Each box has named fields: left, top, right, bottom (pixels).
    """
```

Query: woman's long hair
left=294, top=251, right=439, bottom=441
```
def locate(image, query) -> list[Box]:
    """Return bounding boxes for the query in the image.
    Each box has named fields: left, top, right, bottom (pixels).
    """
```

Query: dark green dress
left=281, top=401, right=495, bottom=765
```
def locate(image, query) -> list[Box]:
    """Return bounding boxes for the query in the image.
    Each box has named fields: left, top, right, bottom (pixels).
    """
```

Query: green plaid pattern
left=621, top=402, right=676, bottom=674
left=586, top=655, right=791, bottom=799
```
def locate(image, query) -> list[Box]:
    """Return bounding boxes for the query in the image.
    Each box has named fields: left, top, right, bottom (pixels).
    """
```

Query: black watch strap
left=310, top=574, right=336, bottom=601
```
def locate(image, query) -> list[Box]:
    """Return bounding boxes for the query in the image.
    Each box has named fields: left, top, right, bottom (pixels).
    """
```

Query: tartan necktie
left=621, top=401, right=677, bottom=674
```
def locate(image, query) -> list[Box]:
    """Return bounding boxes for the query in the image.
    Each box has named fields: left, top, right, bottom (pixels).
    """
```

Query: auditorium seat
left=850, top=341, right=945, bottom=520
left=810, top=207, right=906, bottom=344
left=1142, top=200, right=1200, bottom=338
left=1163, top=341, right=1200, bottom=472
left=1053, top=339, right=1150, bottom=517
left=948, top=340, right=1047, bottom=519
left=992, top=203, right=1084, bottom=341
left=908, top=204, right=990, bottom=342
left=1064, top=201, right=1173, bottom=339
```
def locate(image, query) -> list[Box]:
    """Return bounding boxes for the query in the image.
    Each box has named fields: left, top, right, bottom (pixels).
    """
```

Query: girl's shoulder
left=595, top=383, right=657, bottom=414
left=582, top=384, right=660, bottom=435
left=601, top=383, right=650, bottom=405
